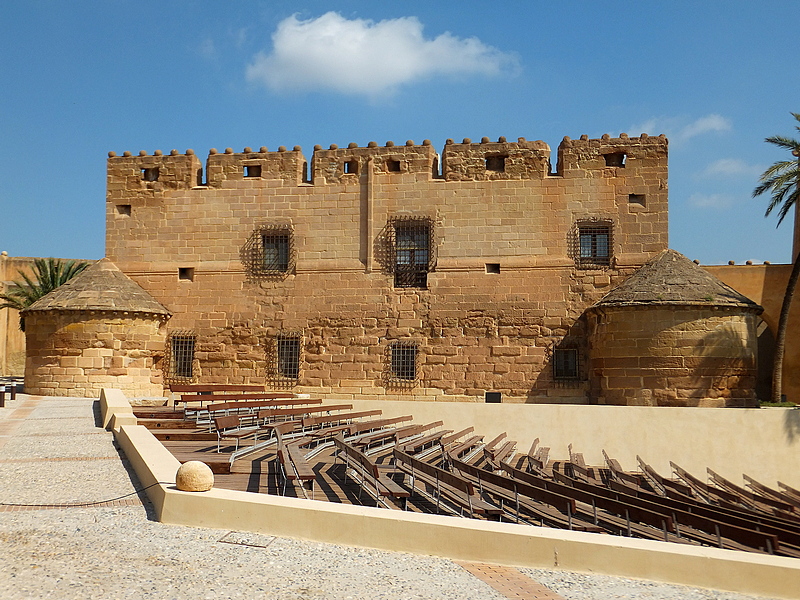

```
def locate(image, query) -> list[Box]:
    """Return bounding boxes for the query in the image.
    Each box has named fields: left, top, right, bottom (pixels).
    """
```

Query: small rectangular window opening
left=485, top=391, right=502, bottom=403
left=116, top=204, right=132, bottom=216
left=244, top=165, right=262, bottom=178
left=344, top=160, right=358, bottom=175
left=628, top=193, right=646, bottom=206
left=485, top=155, right=507, bottom=172
left=262, top=233, right=290, bottom=273
left=170, top=335, right=195, bottom=380
left=386, top=159, right=401, bottom=173
left=394, top=222, right=430, bottom=288
left=553, top=348, right=579, bottom=380
left=603, top=153, right=626, bottom=168
left=178, top=267, right=194, bottom=281
left=485, top=263, right=501, bottom=274
left=142, top=168, right=159, bottom=181
left=391, top=342, right=418, bottom=381
left=276, top=334, right=301, bottom=380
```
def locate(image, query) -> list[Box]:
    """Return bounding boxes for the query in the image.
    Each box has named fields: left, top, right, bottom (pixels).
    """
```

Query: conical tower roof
left=593, top=249, right=762, bottom=311
left=22, top=258, right=171, bottom=316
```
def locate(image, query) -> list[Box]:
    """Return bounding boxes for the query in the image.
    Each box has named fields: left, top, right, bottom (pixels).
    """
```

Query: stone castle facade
left=103, top=133, right=676, bottom=403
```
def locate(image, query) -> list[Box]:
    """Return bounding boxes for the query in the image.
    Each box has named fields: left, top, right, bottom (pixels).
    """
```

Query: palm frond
left=753, top=113, right=800, bottom=226
left=0, top=258, right=91, bottom=328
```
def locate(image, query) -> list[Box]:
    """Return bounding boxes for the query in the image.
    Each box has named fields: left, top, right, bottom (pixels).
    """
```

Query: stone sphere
left=176, top=461, right=214, bottom=492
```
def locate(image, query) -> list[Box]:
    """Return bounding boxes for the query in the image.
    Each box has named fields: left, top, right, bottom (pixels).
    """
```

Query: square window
left=553, top=348, right=579, bottom=380
left=485, top=155, right=507, bottom=172
left=344, top=160, right=358, bottom=174
left=116, top=204, right=132, bottom=217
left=603, top=153, right=626, bottom=168
left=244, top=165, right=262, bottom=178
left=178, top=267, right=194, bottom=281
left=276, top=334, right=301, bottom=380
left=168, top=333, right=196, bottom=381
left=574, top=222, right=612, bottom=268
left=390, top=342, right=418, bottom=382
left=142, top=168, right=159, bottom=181
left=242, top=226, right=294, bottom=278
left=386, top=159, right=401, bottom=172
left=393, top=220, right=431, bottom=288
left=485, top=263, right=501, bottom=274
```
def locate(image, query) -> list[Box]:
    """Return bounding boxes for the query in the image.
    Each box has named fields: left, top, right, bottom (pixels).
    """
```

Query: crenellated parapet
left=107, top=150, right=203, bottom=206
left=206, top=146, right=307, bottom=186
left=312, top=140, right=438, bottom=183
left=556, top=133, right=668, bottom=178
left=107, top=132, right=668, bottom=197
left=442, top=137, right=551, bottom=181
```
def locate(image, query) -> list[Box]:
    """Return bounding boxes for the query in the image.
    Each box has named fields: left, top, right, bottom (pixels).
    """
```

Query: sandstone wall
left=0, top=254, right=31, bottom=377
left=707, top=263, right=800, bottom=403
left=106, top=134, right=668, bottom=402
left=587, top=306, right=760, bottom=407
left=24, top=312, right=166, bottom=398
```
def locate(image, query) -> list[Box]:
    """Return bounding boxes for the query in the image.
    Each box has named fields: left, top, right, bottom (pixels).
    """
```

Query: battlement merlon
left=106, top=133, right=668, bottom=193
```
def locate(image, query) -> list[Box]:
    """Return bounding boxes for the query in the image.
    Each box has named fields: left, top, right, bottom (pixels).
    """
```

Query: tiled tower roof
left=593, top=249, right=762, bottom=311
left=22, top=258, right=171, bottom=316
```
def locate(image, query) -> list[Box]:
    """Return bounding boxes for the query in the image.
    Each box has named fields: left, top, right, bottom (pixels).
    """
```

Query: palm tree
left=0, top=257, right=90, bottom=329
left=752, top=112, right=800, bottom=403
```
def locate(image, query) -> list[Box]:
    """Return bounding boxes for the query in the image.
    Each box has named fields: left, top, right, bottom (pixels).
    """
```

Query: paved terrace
left=0, top=393, right=786, bottom=600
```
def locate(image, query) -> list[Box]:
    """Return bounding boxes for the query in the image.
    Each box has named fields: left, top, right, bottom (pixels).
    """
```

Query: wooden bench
left=272, top=425, right=316, bottom=497
left=170, top=384, right=269, bottom=408
left=450, top=454, right=580, bottom=529
left=207, top=398, right=322, bottom=422
left=257, top=403, right=353, bottom=425
left=212, top=415, right=261, bottom=452
left=393, top=449, right=501, bottom=518
left=334, top=436, right=410, bottom=507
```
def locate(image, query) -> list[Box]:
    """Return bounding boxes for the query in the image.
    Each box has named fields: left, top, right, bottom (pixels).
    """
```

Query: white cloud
left=246, top=12, right=518, bottom=98
left=678, top=114, right=731, bottom=141
left=629, top=114, right=732, bottom=144
left=698, top=158, right=764, bottom=179
left=689, top=193, right=735, bottom=209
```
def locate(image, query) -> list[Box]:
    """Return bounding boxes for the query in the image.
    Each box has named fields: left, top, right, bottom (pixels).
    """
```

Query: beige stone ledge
left=105, top=388, right=800, bottom=598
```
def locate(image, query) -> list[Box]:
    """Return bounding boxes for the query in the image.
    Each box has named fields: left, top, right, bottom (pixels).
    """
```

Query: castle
left=18, top=133, right=773, bottom=405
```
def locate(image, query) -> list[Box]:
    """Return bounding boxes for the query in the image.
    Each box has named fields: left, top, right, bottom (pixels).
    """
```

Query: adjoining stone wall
left=587, top=306, right=760, bottom=407
left=707, top=263, right=800, bottom=403
left=1, top=254, right=35, bottom=377
left=24, top=312, right=166, bottom=398
left=106, top=134, right=669, bottom=403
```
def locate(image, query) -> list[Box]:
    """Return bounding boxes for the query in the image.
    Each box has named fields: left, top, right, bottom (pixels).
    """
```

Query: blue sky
left=1, top=1, right=799, bottom=264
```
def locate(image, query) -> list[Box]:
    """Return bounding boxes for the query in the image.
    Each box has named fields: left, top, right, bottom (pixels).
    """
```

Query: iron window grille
left=386, top=341, right=419, bottom=387
left=166, top=331, right=196, bottom=383
left=275, top=333, right=301, bottom=381
left=571, top=220, right=613, bottom=268
left=390, top=217, right=434, bottom=289
left=553, top=348, right=579, bottom=380
left=241, top=225, right=295, bottom=279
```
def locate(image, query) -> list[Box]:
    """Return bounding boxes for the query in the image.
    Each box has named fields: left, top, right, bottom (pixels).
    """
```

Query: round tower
left=21, top=258, right=171, bottom=398
left=586, top=250, right=763, bottom=407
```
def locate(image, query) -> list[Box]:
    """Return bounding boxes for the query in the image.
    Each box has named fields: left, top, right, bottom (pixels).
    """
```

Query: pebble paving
left=0, top=394, right=787, bottom=600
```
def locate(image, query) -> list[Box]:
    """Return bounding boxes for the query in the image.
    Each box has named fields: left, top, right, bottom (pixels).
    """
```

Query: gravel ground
left=0, top=395, right=789, bottom=600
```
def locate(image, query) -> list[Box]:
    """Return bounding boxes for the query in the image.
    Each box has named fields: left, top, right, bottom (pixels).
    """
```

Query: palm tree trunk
left=771, top=251, right=800, bottom=402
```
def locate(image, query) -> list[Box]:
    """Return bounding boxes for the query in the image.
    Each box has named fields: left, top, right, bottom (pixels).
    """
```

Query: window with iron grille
left=393, top=219, right=432, bottom=288
left=241, top=225, right=295, bottom=278
left=389, top=341, right=418, bottom=383
left=262, top=232, right=290, bottom=272
left=276, top=334, right=301, bottom=380
left=553, top=348, right=579, bottom=380
left=167, top=332, right=196, bottom=382
left=571, top=220, right=613, bottom=268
